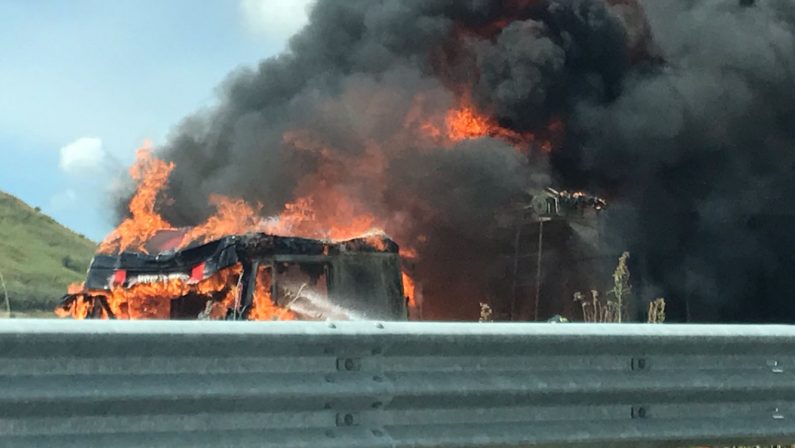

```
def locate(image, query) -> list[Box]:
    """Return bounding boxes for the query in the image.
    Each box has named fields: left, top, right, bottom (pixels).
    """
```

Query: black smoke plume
left=126, top=0, right=795, bottom=322
left=566, top=0, right=795, bottom=322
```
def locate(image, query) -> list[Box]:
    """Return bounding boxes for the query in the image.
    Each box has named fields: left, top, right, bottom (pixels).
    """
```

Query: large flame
left=249, top=267, right=297, bottom=321
left=59, top=266, right=242, bottom=320
left=98, top=147, right=175, bottom=254
left=116, top=265, right=242, bottom=320
left=181, top=195, right=265, bottom=246
left=445, top=105, right=495, bottom=141
left=63, top=145, right=414, bottom=321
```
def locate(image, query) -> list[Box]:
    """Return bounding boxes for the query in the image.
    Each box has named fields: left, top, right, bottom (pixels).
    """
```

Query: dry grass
left=574, top=252, right=631, bottom=323
left=574, top=252, right=670, bottom=324
left=610, top=251, right=631, bottom=323
left=478, top=303, right=494, bottom=323
left=575, top=290, right=622, bottom=322
left=648, top=298, right=666, bottom=323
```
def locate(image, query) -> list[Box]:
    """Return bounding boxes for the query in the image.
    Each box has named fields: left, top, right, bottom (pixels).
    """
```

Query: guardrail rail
left=0, top=320, right=793, bottom=447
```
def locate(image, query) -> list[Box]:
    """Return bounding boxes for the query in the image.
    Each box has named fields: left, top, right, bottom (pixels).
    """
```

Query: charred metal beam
left=237, top=261, right=259, bottom=320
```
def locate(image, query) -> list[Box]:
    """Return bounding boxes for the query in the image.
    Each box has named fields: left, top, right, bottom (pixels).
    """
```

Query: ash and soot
left=110, top=0, right=795, bottom=322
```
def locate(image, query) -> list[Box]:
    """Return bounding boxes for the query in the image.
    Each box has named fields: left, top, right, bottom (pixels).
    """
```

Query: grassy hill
left=0, top=191, right=97, bottom=314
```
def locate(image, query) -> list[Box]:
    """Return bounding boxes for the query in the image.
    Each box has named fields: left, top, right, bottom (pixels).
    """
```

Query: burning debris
left=555, top=190, right=607, bottom=213
left=543, top=187, right=608, bottom=216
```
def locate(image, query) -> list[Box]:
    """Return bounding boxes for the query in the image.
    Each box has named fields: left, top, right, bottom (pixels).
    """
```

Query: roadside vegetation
left=0, top=191, right=96, bottom=315
left=574, top=251, right=667, bottom=324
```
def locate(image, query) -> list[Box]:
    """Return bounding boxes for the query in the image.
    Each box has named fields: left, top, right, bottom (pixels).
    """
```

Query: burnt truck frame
left=60, top=233, right=408, bottom=321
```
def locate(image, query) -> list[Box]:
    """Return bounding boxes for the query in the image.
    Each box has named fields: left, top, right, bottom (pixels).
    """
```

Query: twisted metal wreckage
left=59, top=233, right=408, bottom=322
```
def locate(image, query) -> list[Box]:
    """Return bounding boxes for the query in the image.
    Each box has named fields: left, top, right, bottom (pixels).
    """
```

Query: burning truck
left=57, top=150, right=414, bottom=322
left=59, top=230, right=407, bottom=321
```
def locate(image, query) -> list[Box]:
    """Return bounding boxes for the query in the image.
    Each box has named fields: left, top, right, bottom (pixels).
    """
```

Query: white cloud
left=59, top=137, right=106, bottom=175
left=240, top=0, right=314, bottom=41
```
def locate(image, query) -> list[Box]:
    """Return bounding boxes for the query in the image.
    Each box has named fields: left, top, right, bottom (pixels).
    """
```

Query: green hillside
left=0, top=191, right=97, bottom=313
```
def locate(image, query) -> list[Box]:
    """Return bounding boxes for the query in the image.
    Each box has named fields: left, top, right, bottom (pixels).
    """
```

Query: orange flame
left=96, top=143, right=387, bottom=254
left=99, top=146, right=175, bottom=254
left=402, top=271, right=417, bottom=308
left=249, top=267, right=297, bottom=321
left=61, top=264, right=301, bottom=321
left=413, top=95, right=544, bottom=151
left=181, top=195, right=265, bottom=246
left=56, top=293, right=93, bottom=319
left=442, top=101, right=539, bottom=148
left=445, top=106, right=494, bottom=141
left=66, top=282, right=85, bottom=295
left=269, top=196, right=380, bottom=242
left=114, top=265, right=241, bottom=320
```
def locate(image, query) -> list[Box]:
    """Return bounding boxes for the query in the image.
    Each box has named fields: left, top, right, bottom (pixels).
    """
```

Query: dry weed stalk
left=609, top=252, right=631, bottom=323
left=575, top=290, right=621, bottom=323
left=479, top=303, right=494, bottom=323
left=575, top=252, right=632, bottom=323
left=647, top=298, right=666, bottom=324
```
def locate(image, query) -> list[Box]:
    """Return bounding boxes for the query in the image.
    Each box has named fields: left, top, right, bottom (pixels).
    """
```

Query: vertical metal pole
left=510, top=225, right=522, bottom=321
left=534, top=220, right=545, bottom=322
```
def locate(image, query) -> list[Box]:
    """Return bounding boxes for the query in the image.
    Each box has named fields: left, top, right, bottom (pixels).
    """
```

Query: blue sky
left=0, top=0, right=311, bottom=241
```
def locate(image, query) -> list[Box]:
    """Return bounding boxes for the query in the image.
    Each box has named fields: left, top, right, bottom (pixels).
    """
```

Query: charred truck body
left=59, top=232, right=408, bottom=321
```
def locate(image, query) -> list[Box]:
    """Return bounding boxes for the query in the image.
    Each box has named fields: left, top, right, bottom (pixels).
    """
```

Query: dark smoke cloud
left=472, top=1, right=630, bottom=129
left=131, top=0, right=795, bottom=321
left=569, top=0, right=795, bottom=322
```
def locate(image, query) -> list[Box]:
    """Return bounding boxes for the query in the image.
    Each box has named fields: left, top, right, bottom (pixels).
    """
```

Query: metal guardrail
left=0, top=320, right=794, bottom=447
